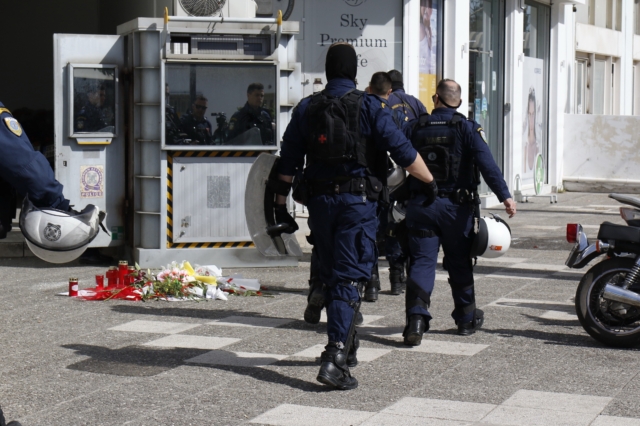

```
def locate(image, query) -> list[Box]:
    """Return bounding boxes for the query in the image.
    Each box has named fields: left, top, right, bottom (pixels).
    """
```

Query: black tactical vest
left=411, top=112, right=466, bottom=187
left=305, top=89, right=370, bottom=167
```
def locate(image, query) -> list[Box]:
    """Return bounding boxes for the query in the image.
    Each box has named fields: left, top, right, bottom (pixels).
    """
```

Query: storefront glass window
left=469, top=0, right=504, bottom=193
left=593, top=59, right=606, bottom=114
left=522, top=1, right=550, bottom=188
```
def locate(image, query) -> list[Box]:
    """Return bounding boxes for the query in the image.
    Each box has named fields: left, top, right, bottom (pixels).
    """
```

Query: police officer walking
left=228, top=83, right=274, bottom=145
left=402, top=79, right=516, bottom=346
left=271, top=43, right=436, bottom=390
left=383, top=70, right=428, bottom=296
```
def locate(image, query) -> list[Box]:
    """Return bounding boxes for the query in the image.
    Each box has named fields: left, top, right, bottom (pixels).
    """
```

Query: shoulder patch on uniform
left=477, top=127, right=487, bottom=144
left=0, top=108, right=11, bottom=116
left=381, top=102, right=385, bottom=109
left=4, top=117, right=22, bottom=137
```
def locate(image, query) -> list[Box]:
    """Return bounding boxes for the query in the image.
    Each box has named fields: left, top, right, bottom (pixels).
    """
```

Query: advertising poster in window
left=301, top=0, right=403, bottom=96
left=418, top=0, right=440, bottom=112
left=521, top=56, right=545, bottom=188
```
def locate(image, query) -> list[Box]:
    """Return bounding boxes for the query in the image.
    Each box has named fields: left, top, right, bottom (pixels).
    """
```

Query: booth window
left=71, top=66, right=116, bottom=135
left=164, top=62, right=277, bottom=148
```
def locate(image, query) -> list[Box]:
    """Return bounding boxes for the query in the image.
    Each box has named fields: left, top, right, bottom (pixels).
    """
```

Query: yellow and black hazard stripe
left=172, top=151, right=262, bottom=158
left=166, top=151, right=259, bottom=248
left=166, top=241, right=255, bottom=249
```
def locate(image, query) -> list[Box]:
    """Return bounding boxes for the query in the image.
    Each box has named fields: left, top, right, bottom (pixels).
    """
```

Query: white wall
left=563, top=114, right=640, bottom=190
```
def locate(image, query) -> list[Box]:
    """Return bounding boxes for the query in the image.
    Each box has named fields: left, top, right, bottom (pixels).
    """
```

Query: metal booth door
left=53, top=34, right=127, bottom=248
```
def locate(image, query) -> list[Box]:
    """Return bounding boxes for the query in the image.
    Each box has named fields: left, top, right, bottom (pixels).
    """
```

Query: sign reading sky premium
left=301, top=0, right=402, bottom=96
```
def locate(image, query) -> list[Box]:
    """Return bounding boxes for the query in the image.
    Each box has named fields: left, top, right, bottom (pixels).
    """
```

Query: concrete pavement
left=2, top=192, right=640, bottom=425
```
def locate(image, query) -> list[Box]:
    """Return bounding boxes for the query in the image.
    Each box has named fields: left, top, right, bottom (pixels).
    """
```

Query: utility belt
left=304, top=176, right=386, bottom=202
left=411, top=186, right=477, bottom=205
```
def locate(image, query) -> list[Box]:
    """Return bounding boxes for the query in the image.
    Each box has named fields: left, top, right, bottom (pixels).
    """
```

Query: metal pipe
left=603, top=284, right=640, bottom=308
left=168, top=16, right=279, bottom=24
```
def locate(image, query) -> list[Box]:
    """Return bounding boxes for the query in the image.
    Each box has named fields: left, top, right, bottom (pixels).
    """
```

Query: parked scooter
left=566, top=194, right=640, bottom=347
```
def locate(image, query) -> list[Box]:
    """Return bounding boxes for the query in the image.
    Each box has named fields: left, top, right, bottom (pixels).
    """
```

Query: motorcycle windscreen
left=244, top=153, right=302, bottom=257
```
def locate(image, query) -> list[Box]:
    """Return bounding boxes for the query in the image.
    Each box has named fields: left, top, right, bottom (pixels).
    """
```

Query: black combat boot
left=316, top=342, right=358, bottom=390
left=304, top=281, right=325, bottom=324
left=388, top=259, right=406, bottom=295
left=364, top=265, right=380, bottom=302
left=457, top=309, right=484, bottom=336
left=347, top=333, right=359, bottom=368
left=403, top=314, right=429, bottom=346
left=0, top=405, right=22, bottom=426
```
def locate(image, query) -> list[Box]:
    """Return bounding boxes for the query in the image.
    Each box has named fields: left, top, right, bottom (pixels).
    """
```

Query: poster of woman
left=521, top=56, right=545, bottom=187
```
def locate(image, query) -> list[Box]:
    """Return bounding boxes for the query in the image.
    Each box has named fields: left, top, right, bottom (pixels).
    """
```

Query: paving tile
left=397, top=339, right=489, bottom=356
left=539, top=310, right=577, bottom=320
left=480, top=405, right=598, bottom=426
left=186, top=350, right=288, bottom=367
left=143, top=334, right=241, bottom=350
left=248, top=404, right=375, bottom=426
left=108, top=319, right=201, bottom=334
left=477, top=257, right=530, bottom=264
left=509, top=263, right=568, bottom=272
left=361, top=413, right=472, bottom=426
left=485, top=298, right=573, bottom=310
left=291, top=344, right=391, bottom=362
left=522, top=225, right=562, bottom=230
left=318, top=311, right=384, bottom=325
left=591, top=415, right=640, bottom=425
left=502, top=390, right=612, bottom=415
left=207, top=315, right=294, bottom=328
left=382, top=397, right=496, bottom=422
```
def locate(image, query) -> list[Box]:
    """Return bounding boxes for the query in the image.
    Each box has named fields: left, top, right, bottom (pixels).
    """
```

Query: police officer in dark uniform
left=180, top=95, right=213, bottom=145
left=272, top=43, right=436, bottom=390
left=382, top=70, right=429, bottom=296
left=387, top=69, right=427, bottom=122
left=0, top=102, right=66, bottom=425
left=0, top=102, right=71, bottom=239
left=74, top=83, right=114, bottom=133
left=402, top=79, right=516, bottom=346
left=228, top=83, right=274, bottom=145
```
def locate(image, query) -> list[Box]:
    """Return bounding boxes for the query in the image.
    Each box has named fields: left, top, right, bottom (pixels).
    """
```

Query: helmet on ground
left=470, top=213, right=511, bottom=258
left=19, top=197, right=104, bottom=263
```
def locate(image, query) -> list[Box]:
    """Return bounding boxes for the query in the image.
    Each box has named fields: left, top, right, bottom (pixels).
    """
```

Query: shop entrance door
left=469, top=0, right=505, bottom=195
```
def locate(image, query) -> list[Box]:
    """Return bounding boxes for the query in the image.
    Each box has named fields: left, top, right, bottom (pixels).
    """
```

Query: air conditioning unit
left=174, top=0, right=257, bottom=18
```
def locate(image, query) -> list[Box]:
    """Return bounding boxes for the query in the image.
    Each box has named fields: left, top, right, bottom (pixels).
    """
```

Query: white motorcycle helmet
left=19, top=197, right=104, bottom=263
left=387, top=163, right=406, bottom=195
left=470, top=213, right=511, bottom=258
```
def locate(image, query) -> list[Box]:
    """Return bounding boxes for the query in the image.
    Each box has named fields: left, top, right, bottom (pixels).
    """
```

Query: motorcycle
left=565, top=193, right=640, bottom=347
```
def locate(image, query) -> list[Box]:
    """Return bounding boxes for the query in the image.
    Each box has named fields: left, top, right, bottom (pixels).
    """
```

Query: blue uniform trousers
left=307, top=193, right=378, bottom=343
left=406, top=195, right=476, bottom=324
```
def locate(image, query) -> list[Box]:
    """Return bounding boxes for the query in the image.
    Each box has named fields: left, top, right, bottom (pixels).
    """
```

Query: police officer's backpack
left=305, top=89, right=368, bottom=166
left=411, top=112, right=466, bottom=185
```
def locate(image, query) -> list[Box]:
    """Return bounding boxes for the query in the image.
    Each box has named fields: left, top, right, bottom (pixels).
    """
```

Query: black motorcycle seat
left=598, top=222, right=640, bottom=244
left=610, top=193, right=640, bottom=210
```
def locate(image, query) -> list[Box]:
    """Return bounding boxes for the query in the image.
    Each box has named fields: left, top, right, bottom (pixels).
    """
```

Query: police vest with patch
left=411, top=112, right=467, bottom=187
left=305, top=89, right=370, bottom=167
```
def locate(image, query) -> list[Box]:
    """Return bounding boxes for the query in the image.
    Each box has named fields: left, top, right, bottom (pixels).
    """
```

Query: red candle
left=95, top=274, right=105, bottom=289
left=118, top=261, right=128, bottom=288
left=68, top=278, right=78, bottom=297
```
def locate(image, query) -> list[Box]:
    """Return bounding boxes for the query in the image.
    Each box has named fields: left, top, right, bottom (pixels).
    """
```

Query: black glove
left=422, top=180, right=438, bottom=207
left=274, top=204, right=299, bottom=234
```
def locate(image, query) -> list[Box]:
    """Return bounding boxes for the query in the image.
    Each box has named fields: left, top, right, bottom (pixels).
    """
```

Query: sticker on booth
left=80, top=165, right=105, bottom=198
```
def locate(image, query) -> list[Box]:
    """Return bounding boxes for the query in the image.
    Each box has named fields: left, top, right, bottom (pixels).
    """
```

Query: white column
left=443, top=0, right=469, bottom=115
left=548, top=3, right=572, bottom=190
left=404, top=0, right=421, bottom=96
left=503, top=0, right=524, bottom=196
left=621, top=0, right=635, bottom=114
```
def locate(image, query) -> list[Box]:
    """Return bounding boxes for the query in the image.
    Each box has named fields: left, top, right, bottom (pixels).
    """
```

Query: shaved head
left=436, top=79, right=462, bottom=107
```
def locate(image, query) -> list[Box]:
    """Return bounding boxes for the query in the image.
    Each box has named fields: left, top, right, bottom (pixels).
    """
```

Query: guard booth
left=53, top=1, right=301, bottom=268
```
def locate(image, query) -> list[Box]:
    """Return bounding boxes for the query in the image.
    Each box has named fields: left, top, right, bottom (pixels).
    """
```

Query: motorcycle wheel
left=575, top=257, right=640, bottom=347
